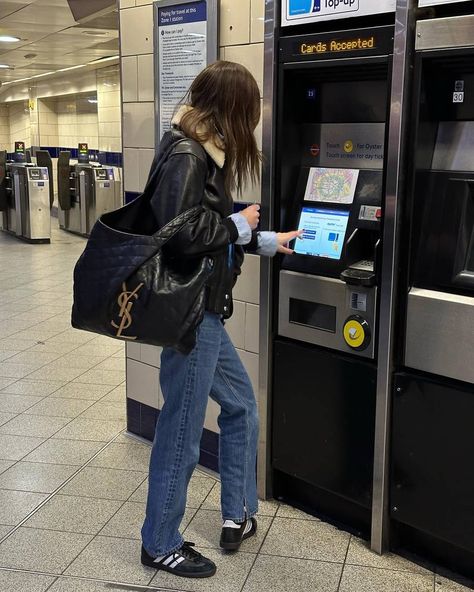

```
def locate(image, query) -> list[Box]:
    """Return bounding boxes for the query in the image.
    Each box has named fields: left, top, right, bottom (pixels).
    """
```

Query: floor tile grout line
left=0, top=565, right=183, bottom=592
left=0, top=395, right=114, bottom=441
left=0, top=430, right=129, bottom=547
left=91, top=458, right=152, bottom=543
left=0, top=343, right=125, bottom=387
left=336, top=533, right=352, bottom=592
left=0, top=335, right=99, bottom=395
left=254, top=549, right=434, bottom=574
left=0, top=379, right=125, bottom=423
left=0, top=390, right=119, bottom=466
left=54, top=430, right=160, bottom=589
left=238, top=509, right=279, bottom=592
left=0, top=459, right=148, bottom=478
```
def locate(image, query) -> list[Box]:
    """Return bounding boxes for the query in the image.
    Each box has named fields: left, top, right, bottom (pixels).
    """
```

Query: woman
left=140, top=61, right=302, bottom=579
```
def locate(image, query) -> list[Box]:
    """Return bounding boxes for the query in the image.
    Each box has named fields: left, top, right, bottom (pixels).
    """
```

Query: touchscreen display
left=295, top=207, right=350, bottom=260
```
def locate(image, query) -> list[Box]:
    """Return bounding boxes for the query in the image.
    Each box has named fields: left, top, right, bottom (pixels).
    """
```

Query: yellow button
left=343, top=319, right=366, bottom=349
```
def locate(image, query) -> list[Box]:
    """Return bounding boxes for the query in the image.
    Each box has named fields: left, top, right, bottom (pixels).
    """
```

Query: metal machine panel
left=419, top=0, right=470, bottom=5
left=405, top=288, right=474, bottom=384
left=12, top=171, right=22, bottom=235
left=272, top=339, right=377, bottom=512
left=26, top=168, right=50, bottom=241
left=278, top=270, right=376, bottom=358
left=416, top=15, right=474, bottom=51
left=391, top=372, right=474, bottom=554
left=432, top=122, right=474, bottom=172
left=93, top=168, right=116, bottom=220
left=79, top=168, right=89, bottom=235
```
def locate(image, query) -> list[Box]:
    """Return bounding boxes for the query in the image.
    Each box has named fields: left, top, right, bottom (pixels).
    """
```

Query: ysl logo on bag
left=111, top=282, right=144, bottom=339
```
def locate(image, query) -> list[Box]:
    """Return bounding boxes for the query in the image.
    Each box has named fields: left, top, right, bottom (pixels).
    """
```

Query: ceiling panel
left=61, top=25, right=119, bottom=38
left=0, top=2, right=33, bottom=20
left=0, top=0, right=119, bottom=84
left=0, top=21, right=64, bottom=36
left=33, top=0, right=77, bottom=6
left=0, top=4, right=76, bottom=27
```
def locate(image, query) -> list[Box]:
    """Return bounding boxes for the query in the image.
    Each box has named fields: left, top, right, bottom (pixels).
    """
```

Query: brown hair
left=179, top=61, right=261, bottom=195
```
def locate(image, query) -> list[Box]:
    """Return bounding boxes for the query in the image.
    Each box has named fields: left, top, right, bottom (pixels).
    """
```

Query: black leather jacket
left=149, top=129, right=258, bottom=319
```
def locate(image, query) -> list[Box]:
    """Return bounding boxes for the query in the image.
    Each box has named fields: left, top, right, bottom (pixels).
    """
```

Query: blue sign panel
left=159, top=1, right=206, bottom=26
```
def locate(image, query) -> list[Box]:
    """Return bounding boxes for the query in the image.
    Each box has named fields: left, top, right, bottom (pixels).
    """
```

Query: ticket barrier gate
left=391, top=14, right=474, bottom=576
left=0, top=150, right=51, bottom=244
left=57, top=151, right=122, bottom=237
left=270, top=25, right=394, bottom=534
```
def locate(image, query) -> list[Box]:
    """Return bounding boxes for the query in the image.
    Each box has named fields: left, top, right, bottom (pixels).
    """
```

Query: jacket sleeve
left=150, top=143, right=238, bottom=257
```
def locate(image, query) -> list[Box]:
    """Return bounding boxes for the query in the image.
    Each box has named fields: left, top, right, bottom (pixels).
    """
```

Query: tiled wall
left=56, top=96, right=99, bottom=150
left=0, top=104, right=9, bottom=150
left=120, top=0, right=265, bottom=464
left=38, top=99, right=60, bottom=148
left=97, top=65, right=122, bottom=154
left=5, top=101, right=31, bottom=151
left=0, top=65, right=121, bottom=155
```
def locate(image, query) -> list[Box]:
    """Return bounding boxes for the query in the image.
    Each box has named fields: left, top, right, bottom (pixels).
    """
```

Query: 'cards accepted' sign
left=282, top=0, right=396, bottom=27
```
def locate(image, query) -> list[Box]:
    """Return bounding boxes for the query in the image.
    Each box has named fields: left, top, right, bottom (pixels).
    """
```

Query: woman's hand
left=239, top=204, right=260, bottom=230
left=276, top=230, right=304, bottom=254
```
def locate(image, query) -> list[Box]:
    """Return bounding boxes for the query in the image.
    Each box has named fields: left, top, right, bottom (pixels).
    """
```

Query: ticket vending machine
left=7, top=165, right=51, bottom=243
left=390, top=13, right=474, bottom=575
left=0, top=146, right=51, bottom=244
left=57, top=146, right=122, bottom=237
left=270, top=25, right=394, bottom=533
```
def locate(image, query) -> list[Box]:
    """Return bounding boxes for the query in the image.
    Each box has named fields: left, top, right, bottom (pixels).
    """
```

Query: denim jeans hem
left=143, top=534, right=184, bottom=559
left=222, top=508, right=258, bottom=523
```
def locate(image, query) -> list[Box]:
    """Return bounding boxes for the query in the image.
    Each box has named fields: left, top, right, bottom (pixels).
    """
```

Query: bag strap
left=141, top=135, right=207, bottom=200
left=152, top=205, right=204, bottom=249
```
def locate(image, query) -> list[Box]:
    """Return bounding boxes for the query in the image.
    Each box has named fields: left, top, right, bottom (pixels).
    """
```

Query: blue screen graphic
left=295, top=207, right=350, bottom=260
left=288, top=0, right=312, bottom=16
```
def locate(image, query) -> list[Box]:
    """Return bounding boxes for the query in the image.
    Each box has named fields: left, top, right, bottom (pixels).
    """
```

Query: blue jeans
left=141, top=312, right=259, bottom=557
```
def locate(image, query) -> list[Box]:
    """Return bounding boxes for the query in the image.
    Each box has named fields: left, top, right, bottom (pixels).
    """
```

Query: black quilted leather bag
left=71, top=197, right=212, bottom=354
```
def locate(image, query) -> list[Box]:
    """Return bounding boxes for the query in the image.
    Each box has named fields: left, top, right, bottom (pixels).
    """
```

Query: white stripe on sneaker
left=223, top=520, right=241, bottom=529
left=243, top=519, right=253, bottom=536
left=162, top=554, right=176, bottom=566
left=170, top=556, right=186, bottom=569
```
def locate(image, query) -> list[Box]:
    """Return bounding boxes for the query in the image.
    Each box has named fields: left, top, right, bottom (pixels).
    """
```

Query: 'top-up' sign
left=282, top=0, right=396, bottom=26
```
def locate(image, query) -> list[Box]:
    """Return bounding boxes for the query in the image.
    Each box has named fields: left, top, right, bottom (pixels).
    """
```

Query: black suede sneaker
left=220, top=517, right=257, bottom=551
left=141, top=542, right=216, bottom=578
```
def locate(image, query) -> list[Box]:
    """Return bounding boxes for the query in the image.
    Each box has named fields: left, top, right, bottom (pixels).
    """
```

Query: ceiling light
left=2, top=56, right=118, bottom=85
left=0, top=64, right=13, bottom=69
left=0, top=35, right=20, bottom=43
left=88, top=56, right=118, bottom=65
left=84, top=31, right=107, bottom=36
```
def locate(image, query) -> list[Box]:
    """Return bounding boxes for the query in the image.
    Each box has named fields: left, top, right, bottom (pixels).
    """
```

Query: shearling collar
left=171, top=105, right=225, bottom=169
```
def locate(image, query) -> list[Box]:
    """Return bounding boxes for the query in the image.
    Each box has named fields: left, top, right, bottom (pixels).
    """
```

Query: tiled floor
left=0, top=223, right=473, bottom=592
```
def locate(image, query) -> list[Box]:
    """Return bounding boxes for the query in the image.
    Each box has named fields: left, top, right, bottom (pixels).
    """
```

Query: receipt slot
left=270, top=25, right=393, bottom=532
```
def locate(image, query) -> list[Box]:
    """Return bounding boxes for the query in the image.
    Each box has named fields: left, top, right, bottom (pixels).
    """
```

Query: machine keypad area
left=350, top=259, right=374, bottom=272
